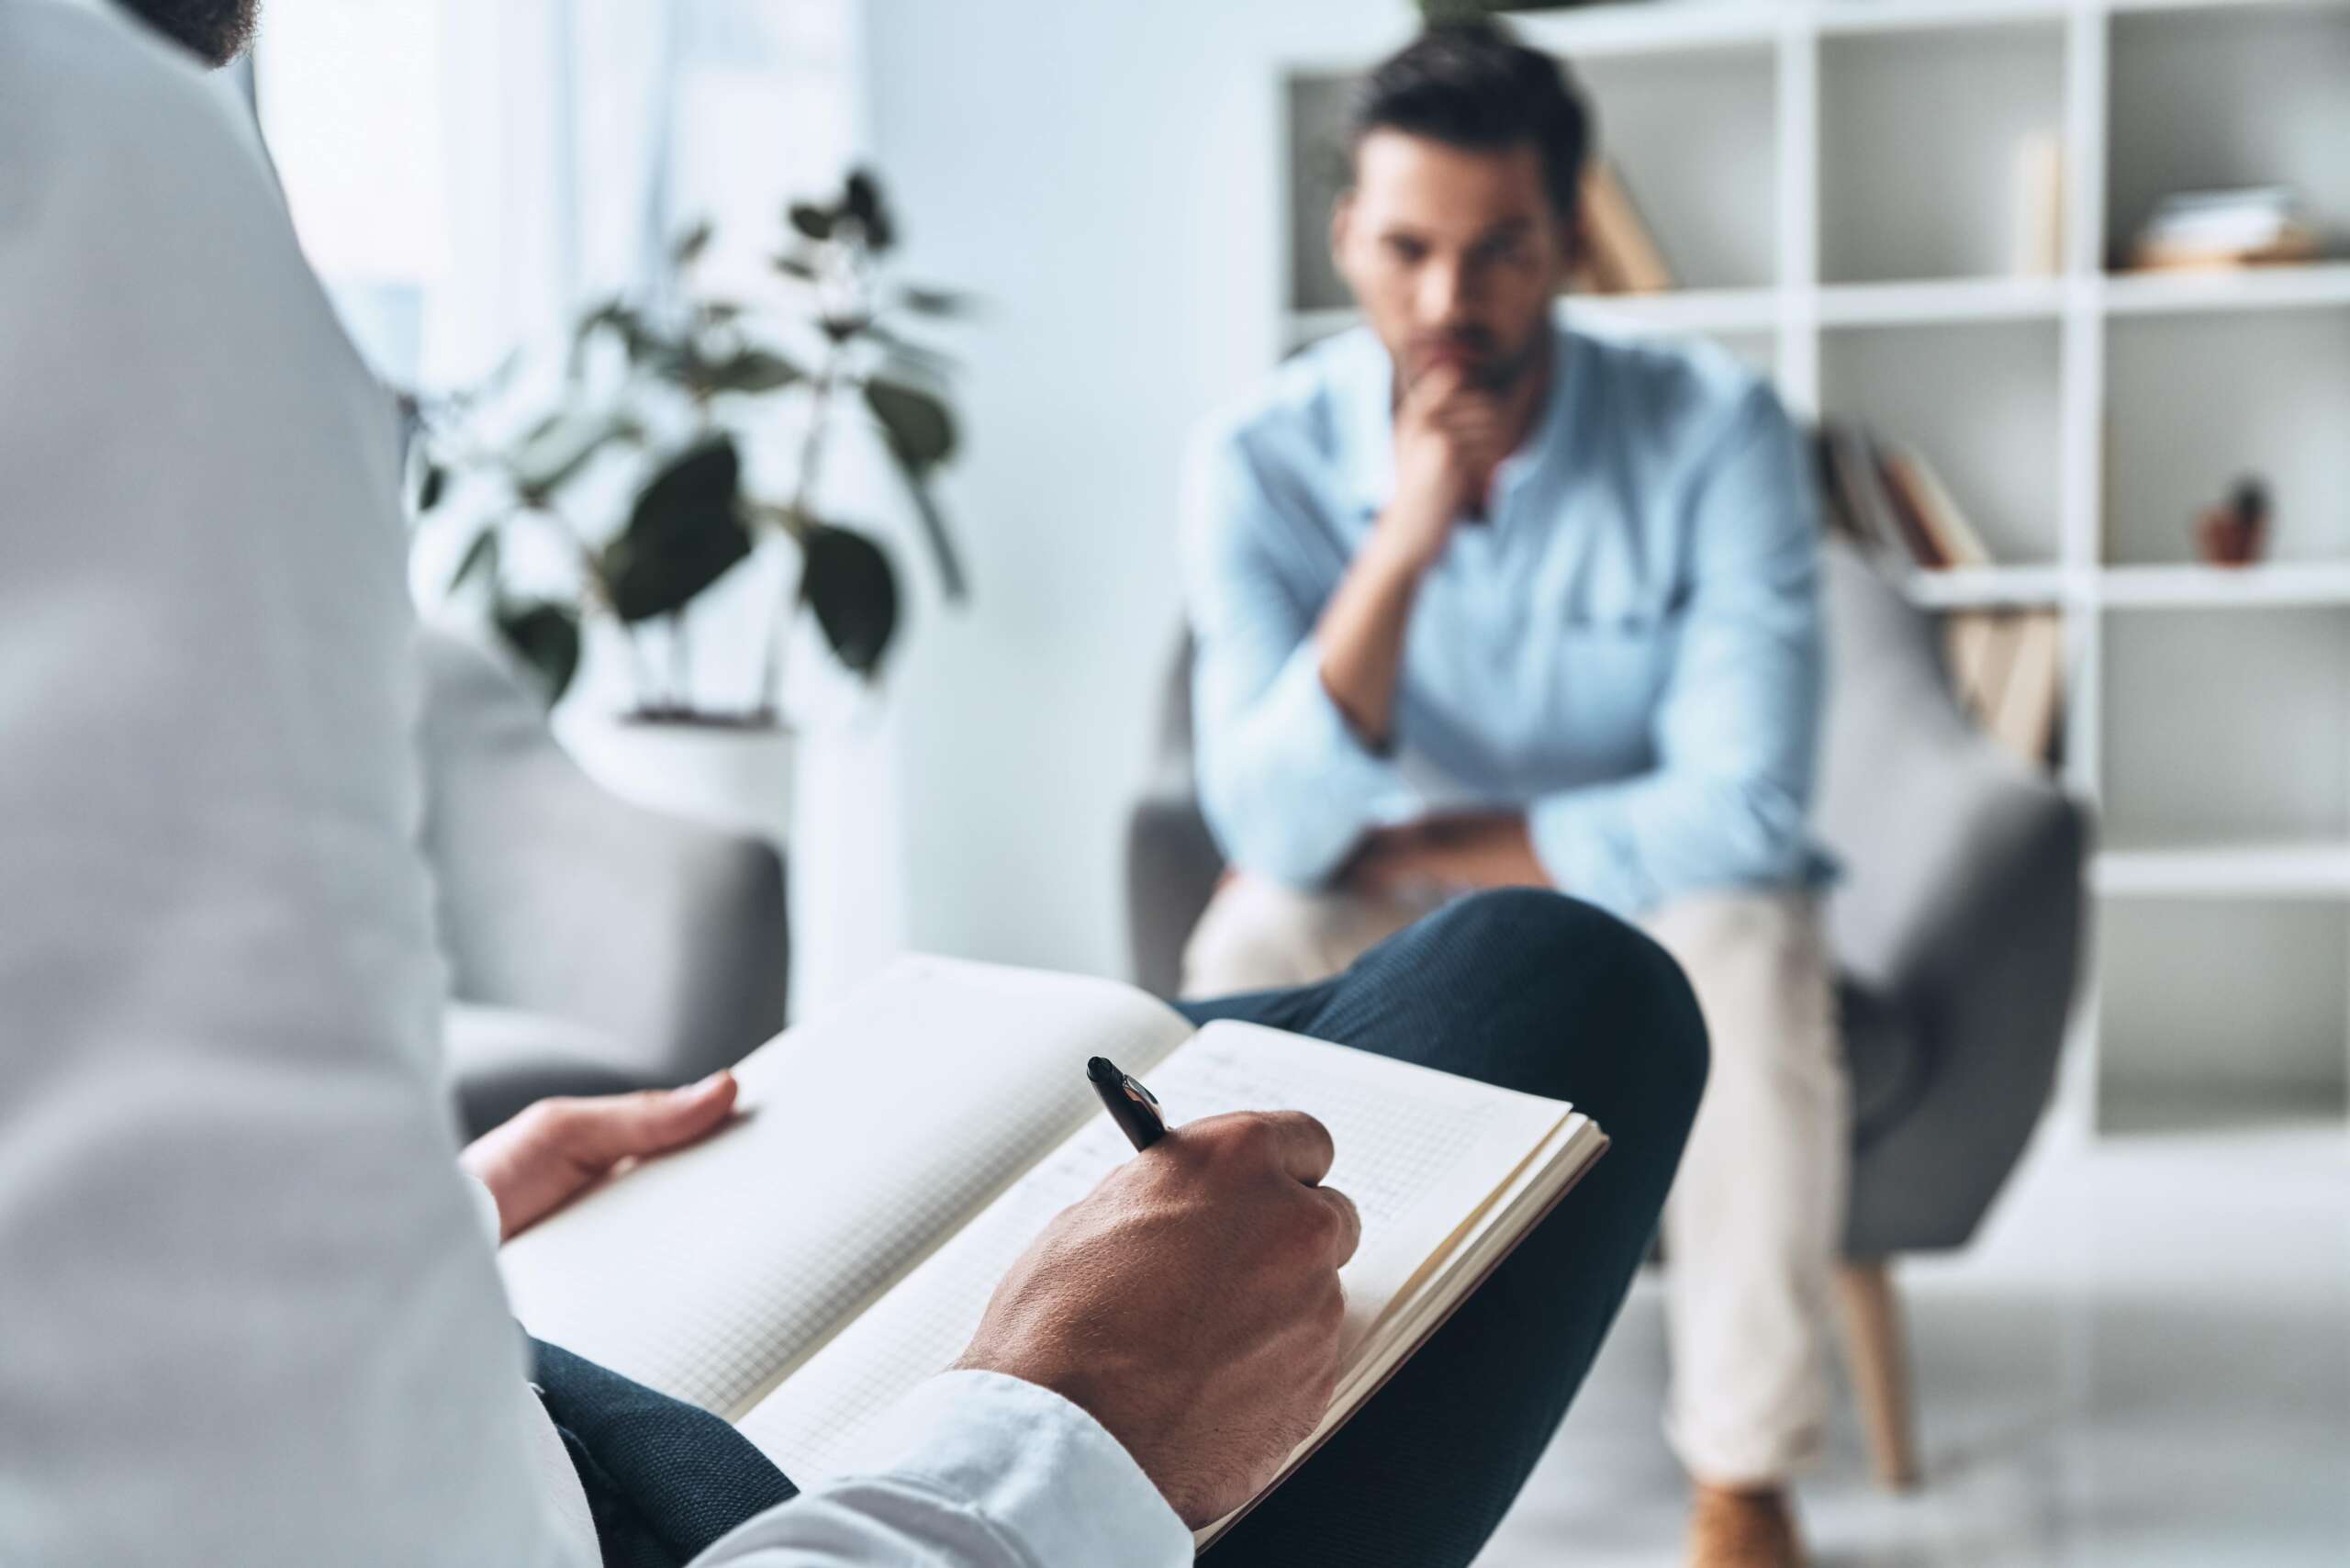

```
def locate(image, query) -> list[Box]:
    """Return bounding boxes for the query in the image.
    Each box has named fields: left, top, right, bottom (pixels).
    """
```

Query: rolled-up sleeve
left=1181, top=426, right=1416, bottom=887
left=1528, top=387, right=1825, bottom=919
left=696, top=1372, right=1192, bottom=1567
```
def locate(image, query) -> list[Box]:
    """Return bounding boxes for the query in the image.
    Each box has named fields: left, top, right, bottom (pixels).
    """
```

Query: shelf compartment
left=2108, top=2, right=2350, bottom=275
left=1821, top=318, right=2065, bottom=565
left=1819, top=17, right=2067, bottom=286
left=2095, top=899, right=2350, bottom=1134
left=1573, top=45, right=1779, bottom=292
left=2098, top=607, right=2350, bottom=849
left=2103, top=306, right=2350, bottom=566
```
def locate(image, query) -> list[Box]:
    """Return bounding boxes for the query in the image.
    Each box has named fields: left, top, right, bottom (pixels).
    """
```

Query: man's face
left=1332, top=130, right=1573, bottom=398
left=119, top=0, right=259, bottom=67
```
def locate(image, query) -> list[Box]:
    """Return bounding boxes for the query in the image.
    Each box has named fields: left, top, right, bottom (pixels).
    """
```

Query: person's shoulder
left=1, top=2, right=260, bottom=165
left=1191, top=326, right=1383, bottom=479
left=0, top=2, right=274, bottom=243
left=1568, top=324, right=1790, bottom=456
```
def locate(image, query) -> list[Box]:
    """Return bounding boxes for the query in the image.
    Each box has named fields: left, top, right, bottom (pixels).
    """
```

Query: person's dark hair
left=117, top=0, right=260, bottom=67
left=1350, top=23, right=1593, bottom=221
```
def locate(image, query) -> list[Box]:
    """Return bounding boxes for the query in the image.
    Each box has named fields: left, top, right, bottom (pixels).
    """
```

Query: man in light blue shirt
left=1181, top=26, right=1846, bottom=1568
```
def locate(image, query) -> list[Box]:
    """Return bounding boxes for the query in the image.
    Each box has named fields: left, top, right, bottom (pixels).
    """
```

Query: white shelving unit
left=1281, top=0, right=2350, bottom=1138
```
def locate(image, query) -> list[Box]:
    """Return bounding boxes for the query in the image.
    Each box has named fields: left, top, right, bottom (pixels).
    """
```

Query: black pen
left=1087, top=1056, right=1168, bottom=1150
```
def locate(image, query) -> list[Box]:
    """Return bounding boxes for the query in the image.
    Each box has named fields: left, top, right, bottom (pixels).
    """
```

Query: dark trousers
left=537, top=888, right=1707, bottom=1567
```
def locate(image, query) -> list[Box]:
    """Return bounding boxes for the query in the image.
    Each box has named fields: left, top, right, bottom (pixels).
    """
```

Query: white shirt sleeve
left=695, top=1373, right=1192, bottom=1568
left=0, top=9, right=1189, bottom=1568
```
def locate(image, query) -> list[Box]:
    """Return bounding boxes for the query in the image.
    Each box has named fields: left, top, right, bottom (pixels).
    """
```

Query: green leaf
left=702, top=347, right=803, bottom=394
left=449, top=523, right=500, bottom=593
left=416, top=461, right=449, bottom=512
left=896, top=465, right=968, bottom=603
left=842, top=168, right=894, bottom=252
left=575, top=298, right=643, bottom=347
left=863, top=376, right=957, bottom=468
left=897, top=284, right=974, bottom=318
left=599, top=438, right=754, bottom=622
left=493, top=600, right=582, bottom=704
left=771, top=253, right=820, bottom=283
left=843, top=169, right=885, bottom=228
left=789, top=202, right=835, bottom=241
left=800, top=523, right=901, bottom=675
left=866, top=323, right=959, bottom=375
left=509, top=410, right=626, bottom=503
left=672, top=218, right=714, bottom=266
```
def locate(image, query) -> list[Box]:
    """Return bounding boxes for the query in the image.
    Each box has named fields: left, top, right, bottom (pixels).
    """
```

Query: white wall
left=865, top=0, right=1417, bottom=978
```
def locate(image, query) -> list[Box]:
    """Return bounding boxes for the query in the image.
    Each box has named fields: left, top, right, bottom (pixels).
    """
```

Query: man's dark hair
left=117, top=0, right=260, bottom=67
left=1350, top=23, right=1593, bottom=221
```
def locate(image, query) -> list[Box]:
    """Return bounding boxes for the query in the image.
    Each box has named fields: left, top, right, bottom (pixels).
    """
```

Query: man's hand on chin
left=461, top=1072, right=740, bottom=1241
left=1348, top=812, right=1551, bottom=899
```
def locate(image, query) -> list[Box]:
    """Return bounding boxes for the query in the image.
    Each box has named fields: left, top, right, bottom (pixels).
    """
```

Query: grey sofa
left=1124, top=537, right=2090, bottom=1487
left=417, top=631, right=789, bottom=1138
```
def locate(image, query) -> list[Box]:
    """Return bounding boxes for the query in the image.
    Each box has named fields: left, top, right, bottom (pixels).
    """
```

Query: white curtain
left=258, top=0, right=863, bottom=390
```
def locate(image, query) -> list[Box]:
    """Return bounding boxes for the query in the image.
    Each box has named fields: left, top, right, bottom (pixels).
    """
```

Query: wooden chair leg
left=1834, top=1259, right=1921, bottom=1491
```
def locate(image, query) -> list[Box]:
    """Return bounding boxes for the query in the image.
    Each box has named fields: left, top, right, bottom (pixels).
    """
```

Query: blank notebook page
left=737, top=1020, right=1570, bottom=1481
left=498, top=957, right=1192, bottom=1417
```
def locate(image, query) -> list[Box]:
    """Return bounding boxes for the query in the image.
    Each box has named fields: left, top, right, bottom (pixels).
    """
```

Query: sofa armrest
left=1839, top=751, right=2091, bottom=1255
left=1125, top=788, right=1226, bottom=1000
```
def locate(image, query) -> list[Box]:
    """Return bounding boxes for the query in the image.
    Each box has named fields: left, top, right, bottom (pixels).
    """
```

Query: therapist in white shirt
left=0, top=3, right=1359, bottom=1563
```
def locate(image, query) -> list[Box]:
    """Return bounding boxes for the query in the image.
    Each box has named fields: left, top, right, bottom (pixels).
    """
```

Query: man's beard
left=118, top=0, right=261, bottom=67
left=1408, top=321, right=1550, bottom=397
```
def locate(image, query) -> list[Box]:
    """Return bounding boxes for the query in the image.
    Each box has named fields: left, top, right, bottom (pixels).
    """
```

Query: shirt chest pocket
left=1524, top=612, right=1679, bottom=766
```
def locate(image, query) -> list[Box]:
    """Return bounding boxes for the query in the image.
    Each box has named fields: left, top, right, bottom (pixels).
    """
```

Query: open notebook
left=498, top=956, right=1607, bottom=1550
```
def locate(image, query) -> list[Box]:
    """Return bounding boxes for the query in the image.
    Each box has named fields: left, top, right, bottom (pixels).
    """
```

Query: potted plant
left=410, top=168, right=968, bottom=841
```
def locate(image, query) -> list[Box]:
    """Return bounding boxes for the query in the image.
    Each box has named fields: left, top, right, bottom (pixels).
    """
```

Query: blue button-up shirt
left=1181, top=319, right=1829, bottom=921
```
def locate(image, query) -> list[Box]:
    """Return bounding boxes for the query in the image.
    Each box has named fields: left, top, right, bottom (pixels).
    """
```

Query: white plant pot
left=555, top=710, right=797, bottom=851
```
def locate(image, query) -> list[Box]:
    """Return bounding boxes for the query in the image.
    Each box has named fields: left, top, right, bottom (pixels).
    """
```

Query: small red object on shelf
left=2194, top=476, right=2269, bottom=567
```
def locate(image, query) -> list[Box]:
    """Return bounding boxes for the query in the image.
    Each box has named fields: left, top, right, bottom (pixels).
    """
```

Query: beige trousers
left=1182, top=878, right=1847, bottom=1486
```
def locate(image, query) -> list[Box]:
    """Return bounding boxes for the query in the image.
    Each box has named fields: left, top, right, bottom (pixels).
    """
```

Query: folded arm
left=1528, top=386, right=1825, bottom=920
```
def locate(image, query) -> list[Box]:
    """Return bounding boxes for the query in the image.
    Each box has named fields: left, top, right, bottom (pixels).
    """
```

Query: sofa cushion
left=1839, top=978, right=1927, bottom=1150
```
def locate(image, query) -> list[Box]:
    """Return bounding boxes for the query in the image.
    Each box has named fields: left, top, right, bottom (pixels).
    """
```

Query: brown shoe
left=1684, top=1483, right=1805, bottom=1568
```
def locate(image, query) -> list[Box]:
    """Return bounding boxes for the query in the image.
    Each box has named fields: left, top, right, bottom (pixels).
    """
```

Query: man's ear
left=1328, top=190, right=1357, bottom=282
left=1553, top=207, right=1586, bottom=294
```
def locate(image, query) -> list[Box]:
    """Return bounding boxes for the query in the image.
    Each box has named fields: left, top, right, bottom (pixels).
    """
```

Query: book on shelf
left=498, top=955, right=1610, bottom=1551
left=2012, top=131, right=2065, bottom=278
left=1815, top=422, right=1991, bottom=573
left=1881, top=441, right=1993, bottom=570
left=1942, top=610, right=2065, bottom=767
left=2128, top=186, right=2322, bottom=273
left=1817, top=424, right=1910, bottom=564
left=1571, top=159, right=1674, bottom=297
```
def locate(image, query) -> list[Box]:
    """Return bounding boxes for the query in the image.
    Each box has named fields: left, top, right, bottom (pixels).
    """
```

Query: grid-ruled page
left=497, top=957, right=1192, bottom=1417
left=737, top=1020, right=1569, bottom=1481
